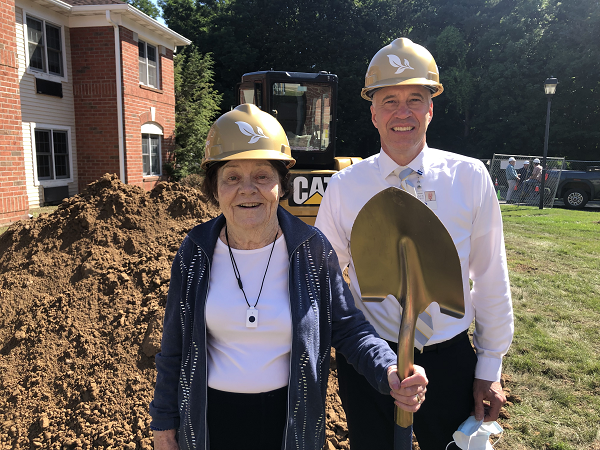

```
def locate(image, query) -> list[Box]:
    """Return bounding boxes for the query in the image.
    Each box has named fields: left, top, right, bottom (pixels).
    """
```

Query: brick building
left=0, top=0, right=190, bottom=226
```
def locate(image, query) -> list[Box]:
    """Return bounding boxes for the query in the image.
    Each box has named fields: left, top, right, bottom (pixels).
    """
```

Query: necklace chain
left=225, top=225, right=278, bottom=309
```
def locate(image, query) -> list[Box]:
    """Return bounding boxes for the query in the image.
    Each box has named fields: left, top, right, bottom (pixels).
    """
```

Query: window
left=142, top=134, right=161, bottom=176
left=35, top=128, right=70, bottom=180
left=272, top=82, right=332, bottom=152
left=26, top=15, right=63, bottom=77
left=139, top=40, right=158, bottom=88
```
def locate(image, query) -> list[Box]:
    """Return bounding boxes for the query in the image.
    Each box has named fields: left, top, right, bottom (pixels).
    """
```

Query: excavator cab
left=238, top=71, right=360, bottom=224
left=238, top=71, right=337, bottom=169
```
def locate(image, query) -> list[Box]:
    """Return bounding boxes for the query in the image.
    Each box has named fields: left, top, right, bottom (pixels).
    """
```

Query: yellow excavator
left=237, top=71, right=361, bottom=225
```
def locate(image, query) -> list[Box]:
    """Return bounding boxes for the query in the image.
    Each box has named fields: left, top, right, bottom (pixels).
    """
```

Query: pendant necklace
left=225, top=225, right=278, bottom=328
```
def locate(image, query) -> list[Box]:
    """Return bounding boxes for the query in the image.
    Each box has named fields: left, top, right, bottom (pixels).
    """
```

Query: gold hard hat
left=361, top=38, right=444, bottom=101
left=201, top=103, right=296, bottom=169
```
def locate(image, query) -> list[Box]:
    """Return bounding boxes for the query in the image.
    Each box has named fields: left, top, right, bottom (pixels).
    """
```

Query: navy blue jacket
left=150, top=206, right=396, bottom=449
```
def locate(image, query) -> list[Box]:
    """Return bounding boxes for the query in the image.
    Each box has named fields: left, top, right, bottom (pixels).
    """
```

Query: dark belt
left=385, top=330, right=469, bottom=355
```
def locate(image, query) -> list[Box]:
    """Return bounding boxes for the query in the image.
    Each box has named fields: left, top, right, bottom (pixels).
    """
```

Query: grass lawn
left=498, top=205, right=600, bottom=450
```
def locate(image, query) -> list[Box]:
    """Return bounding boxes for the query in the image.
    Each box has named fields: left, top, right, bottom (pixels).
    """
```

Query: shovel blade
left=350, top=188, right=465, bottom=318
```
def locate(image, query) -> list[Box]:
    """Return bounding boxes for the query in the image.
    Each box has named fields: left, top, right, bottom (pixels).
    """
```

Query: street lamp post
left=539, top=77, right=558, bottom=209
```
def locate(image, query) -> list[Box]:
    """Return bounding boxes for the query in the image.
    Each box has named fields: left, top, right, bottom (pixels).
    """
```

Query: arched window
left=141, top=122, right=163, bottom=176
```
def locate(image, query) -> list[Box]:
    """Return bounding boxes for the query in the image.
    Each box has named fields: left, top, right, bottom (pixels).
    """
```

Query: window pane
left=54, top=155, right=69, bottom=178
left=150, top=135, right=160, bottom=175
left=27, top=17, right=43, bottom=43
left=53, top=131, right=68, bottom=154
left=272, top=82, right=332, bottom=152
left=148, top=61, right=157, bottom=87
left=53, top=131, right=70, bottom=178
left=29, top=43, right=45, bottom=70
left=48, top=49, right=62, bottom=75
left=145, top=45, right=157, bottom=87
left=27, top=17, right=46, bottom=71
left=139, top=61, right=147, bottom=85
left=147, top=44, right=156, bottom=63
left=240, top=88, right=254, bottom=104
left=52, top=131, right=70, bottom=178
left=139, top=41, right=148, bottom=85
left=35, top=130, right=52, bottom=179
left=142, top=134, right=150, bottom=175
left=45, top=24, right=61, bottom=51
left=37, top=155, right=52, bottom=179
left=142, top=134, right=160, bottom=175
left=35, top=129, right=51, bottom=151
left=45, top=24, right=62, bottom=76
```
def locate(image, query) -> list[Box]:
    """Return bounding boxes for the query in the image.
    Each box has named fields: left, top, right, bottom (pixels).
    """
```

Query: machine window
left=272, top=82, right=332, bottom=152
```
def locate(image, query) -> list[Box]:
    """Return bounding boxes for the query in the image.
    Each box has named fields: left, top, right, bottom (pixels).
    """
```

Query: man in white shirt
left=315, top=38, right=514, bottom=450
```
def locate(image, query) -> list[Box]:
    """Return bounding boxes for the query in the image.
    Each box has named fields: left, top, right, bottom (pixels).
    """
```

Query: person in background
left=505, top=157, right=520, bottom=203
left=517, top=160, right=531, bottom=182
left=149, top=103, right=428, bottom=450
left=315, top=38, right=514, bottom=450
left=528, top=158, right=543, bottom=182
left=523, top=158, right=543, bottom=198
left=515, top=160, right=531, bottom=202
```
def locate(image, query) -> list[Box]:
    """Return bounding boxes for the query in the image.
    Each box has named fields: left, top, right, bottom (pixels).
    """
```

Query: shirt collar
left=378, top=146, right=428, bottom=179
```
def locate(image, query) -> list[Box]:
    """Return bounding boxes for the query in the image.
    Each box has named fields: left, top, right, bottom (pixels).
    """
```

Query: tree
left=164, top=46, right=222, bottom=180
left=161, top=0, right=600, bottom=161
left=125, top=0, right=161, bottom=19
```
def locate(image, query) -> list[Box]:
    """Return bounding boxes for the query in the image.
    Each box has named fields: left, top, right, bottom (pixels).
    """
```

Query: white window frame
left=138, top=39, right=160, bottom=89
left=142, top=132, right=162, bottom=177
left=23, top=12, right=68, bottom=82
left=30, top=123, right=74, bottom=187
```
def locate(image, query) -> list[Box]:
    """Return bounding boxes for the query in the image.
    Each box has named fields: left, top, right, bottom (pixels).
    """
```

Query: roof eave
left=71, top=4, right=191, bottom=47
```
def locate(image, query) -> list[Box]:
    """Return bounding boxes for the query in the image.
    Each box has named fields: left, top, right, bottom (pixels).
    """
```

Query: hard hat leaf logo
left=235, top=121, right=270, bottom=144
left=387, top=54, right=414, bottom=74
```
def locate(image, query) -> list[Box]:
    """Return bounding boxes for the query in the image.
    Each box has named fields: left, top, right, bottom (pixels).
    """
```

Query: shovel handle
left=395, top=238, right=425, bottom=428
left=394, top=298, right=418, bottom=427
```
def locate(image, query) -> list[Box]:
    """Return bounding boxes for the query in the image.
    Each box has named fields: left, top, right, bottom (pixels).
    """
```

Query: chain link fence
left=488, top=154, right=565, bottom=208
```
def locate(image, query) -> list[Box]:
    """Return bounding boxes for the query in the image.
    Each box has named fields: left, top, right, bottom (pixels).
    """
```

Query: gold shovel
left=350, top=188, right=465, bottom=447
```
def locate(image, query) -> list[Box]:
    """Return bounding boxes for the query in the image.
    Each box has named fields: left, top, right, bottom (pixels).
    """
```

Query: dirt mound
left=0, top=174, right=351, bottom=450
left=0, top=174, right=219, bottom=449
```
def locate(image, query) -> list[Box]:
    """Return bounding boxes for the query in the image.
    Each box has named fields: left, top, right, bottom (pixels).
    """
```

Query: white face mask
left=447, top=415, right=503, bottom=450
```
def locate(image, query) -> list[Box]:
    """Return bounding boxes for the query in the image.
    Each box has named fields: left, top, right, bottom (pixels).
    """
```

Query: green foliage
left=164, top=46, right=222, bottom=180
left=163, top=0, right=600, bottom=160
left=125, top=0, right=161, bottom=19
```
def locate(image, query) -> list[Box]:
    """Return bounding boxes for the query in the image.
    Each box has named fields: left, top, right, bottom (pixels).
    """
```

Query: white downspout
left=106, top=10, right=126, bottom=183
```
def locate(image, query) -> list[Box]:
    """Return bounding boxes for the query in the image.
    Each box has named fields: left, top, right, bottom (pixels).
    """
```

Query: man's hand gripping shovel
left=350, top=188, right=465, bottom=450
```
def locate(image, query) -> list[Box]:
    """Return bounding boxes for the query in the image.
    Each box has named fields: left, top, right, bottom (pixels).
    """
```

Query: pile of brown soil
left=0, top=174, right=352, bottom=450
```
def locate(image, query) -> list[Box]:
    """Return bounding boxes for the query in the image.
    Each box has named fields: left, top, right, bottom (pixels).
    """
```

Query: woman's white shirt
left=206, top=235, right=292, bottom=393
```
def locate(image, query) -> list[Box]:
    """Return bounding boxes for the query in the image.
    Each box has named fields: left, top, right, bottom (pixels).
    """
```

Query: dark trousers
left=207, top=386, right=288, bottom=450
left=337, top=331, right=477, bottom=450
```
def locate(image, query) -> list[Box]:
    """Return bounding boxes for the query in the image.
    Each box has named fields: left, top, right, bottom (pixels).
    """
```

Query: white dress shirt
left=206, top=236, right=292, bottom=393
left=315, top=146, right=514, bottom=382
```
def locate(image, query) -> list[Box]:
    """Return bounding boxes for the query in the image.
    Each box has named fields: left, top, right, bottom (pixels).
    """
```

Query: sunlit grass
left=498, top=205, right=600, bottom=450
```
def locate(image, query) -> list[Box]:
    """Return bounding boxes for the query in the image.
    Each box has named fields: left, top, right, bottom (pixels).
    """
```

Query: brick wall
left=0, top=0, right=29, bottom=226
left=70, top=26, right=121, bottom=192
left=71, top=26, right=177, bottom=193
left=120, top=28, right=176, bottom=191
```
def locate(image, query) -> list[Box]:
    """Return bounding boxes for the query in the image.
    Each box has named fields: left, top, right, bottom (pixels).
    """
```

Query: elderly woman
left=149, top=104, right=428, bottom=450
